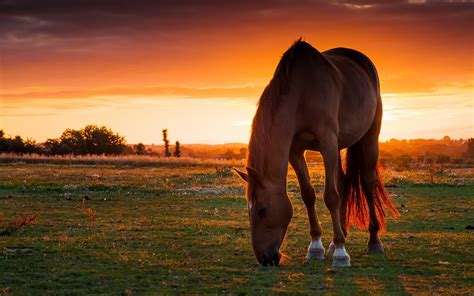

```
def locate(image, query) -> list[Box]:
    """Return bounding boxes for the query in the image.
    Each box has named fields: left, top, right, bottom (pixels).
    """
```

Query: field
left=0, top=159, right=473, bottom=294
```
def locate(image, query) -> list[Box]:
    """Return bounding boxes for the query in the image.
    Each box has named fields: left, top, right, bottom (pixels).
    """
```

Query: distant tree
left=0, top=131, right=43, bottom=154
left=221, top=149, right=237, bottom=159
left=0, top=133, right=26, bottom=153
left=45, top=125, right=126, bottom=155
left=44, top=138, right=63, bottom=155
left=465, top=138, right=474, bottom=159
left=237, top=148, right=247, bottom=159
left=135, top=143, right=146, bottom=155
left=24, top=138, right=43, bottom=154
left=59, top=128, right=86, bottom=154
left=10, top=136, right=25, bottom=153
left=220, top=148, right=246, bottom=160
left=81, top=125, right=126, bottom=155
left=174, top=141, right=181, bottom=157
left=162, top=129, right=171, bottom=157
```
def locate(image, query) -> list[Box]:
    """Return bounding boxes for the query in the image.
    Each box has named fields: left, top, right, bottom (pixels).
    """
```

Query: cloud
left=1, top=0, right=472, bottom=45
left=0, top=85, right=263, bottom=100
left=1, top=0, right=472, bottom=93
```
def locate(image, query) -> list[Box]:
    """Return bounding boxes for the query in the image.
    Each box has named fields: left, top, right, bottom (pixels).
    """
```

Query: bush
left=45, top=125, right=127, bottom=155
left=0, top=131, right=43, bottom=154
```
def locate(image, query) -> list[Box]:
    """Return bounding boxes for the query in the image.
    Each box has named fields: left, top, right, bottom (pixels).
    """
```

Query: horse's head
left=235, top=167, right=293, bottom=266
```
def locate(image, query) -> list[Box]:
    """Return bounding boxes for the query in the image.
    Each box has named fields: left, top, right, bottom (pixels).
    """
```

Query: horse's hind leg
left=289, top=150, right=324, bottom=261
left=320, top=134, right=350, bottom=267
left=360, top=136, right=384, bottom=254
left=338, top=155, right=349, bottom=237
left=327, top=155, right=348, bottom=255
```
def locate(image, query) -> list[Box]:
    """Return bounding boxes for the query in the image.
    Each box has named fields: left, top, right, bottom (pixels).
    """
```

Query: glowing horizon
left=2, top=84, right=472, bottom=144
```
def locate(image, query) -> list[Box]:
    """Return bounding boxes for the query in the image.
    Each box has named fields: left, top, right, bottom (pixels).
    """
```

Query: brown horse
left=235, top=39, right=399, bottom=267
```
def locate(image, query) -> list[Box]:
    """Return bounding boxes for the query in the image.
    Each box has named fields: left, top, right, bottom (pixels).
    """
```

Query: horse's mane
left=247, top=39, right=316, bottom=176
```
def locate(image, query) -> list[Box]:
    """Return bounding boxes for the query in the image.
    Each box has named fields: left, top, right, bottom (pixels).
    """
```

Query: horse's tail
left=343, top=144, right=399, bottom=232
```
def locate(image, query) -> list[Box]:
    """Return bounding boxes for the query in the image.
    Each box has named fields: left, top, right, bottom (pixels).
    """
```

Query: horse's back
left=323, top=48, right=379, bottom=94
left=322, top=48, right=380, bottom=148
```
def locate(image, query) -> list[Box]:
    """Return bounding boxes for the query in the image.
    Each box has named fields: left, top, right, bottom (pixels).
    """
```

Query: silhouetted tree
left=45, top=125, right=126, bottom=155
left=221, top=149, right=236, bottom=159
left=0, top=131, right=43, bottom=154
left=174, top=141, right=181, bottom=157
left=442, top=135, right=451, bottom=142
left=465, top=138, right=474, bottom=159
left=82, top=125, right=126, bottom=155
left=162, top=129, right=171, bottom=157
left=59, top=128, right=86, bottom=154
left=24, top=138, right=43, bottom=154
left=44, top=138, right=64, bottom=155
left=135, top=143, right=146, bottom=155
left=238, top=148, right=247, bottom=159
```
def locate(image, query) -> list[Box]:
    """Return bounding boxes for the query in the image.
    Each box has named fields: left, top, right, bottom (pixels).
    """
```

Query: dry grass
left=0, top=213, right=37, bottom=236
left=0, top=153, right=244, bottom=167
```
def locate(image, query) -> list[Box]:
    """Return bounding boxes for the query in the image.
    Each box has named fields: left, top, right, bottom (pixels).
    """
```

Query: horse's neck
left=249, top=102, right=296, bottom=185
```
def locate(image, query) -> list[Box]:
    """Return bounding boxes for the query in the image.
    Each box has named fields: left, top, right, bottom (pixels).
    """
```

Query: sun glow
left=1, top=96, right=258, bottom=144
left=2, top=83, right=472, bottom=144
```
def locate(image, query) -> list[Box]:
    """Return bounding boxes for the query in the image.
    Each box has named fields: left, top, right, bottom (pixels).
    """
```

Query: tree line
left=0, top=125, right=181, bottom=157
left=1, top=126, right=472, bottom=163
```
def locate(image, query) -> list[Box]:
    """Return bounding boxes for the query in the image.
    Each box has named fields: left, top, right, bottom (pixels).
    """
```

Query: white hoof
left=327, top=241, right=335, bottom=255
left=306, top=239, right=325, bottom=261
left=332, top=247, right=351, bottom=268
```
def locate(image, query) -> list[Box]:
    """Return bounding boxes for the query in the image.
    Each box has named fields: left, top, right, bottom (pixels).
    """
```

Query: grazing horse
left=235, top=39, right=399, bottom=267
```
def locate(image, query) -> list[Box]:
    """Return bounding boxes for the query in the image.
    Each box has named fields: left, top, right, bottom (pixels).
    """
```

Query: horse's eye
left=258, top=208, right=267, bottom=218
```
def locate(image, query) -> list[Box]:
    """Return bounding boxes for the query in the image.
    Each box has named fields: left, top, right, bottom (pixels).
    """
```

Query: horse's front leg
left=289, top=150, right=324, bottom=261
left=321, top=134, right=351, bottom=267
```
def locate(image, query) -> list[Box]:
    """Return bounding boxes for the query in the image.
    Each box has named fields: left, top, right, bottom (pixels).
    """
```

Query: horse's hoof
left=332, top=247, right=351, bottom=268
left=306, top=239, right=325, bottom=261
left=306, top=248, right=325, bottom=261
left=367, top=243, right=384, bottom=254
left=327, top=241, right=335, bottom=255
left=332, top=256, right=351, bottom=267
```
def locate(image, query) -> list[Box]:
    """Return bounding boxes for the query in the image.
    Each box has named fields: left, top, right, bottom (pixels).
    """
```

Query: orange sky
left=1, top=0, right=473, bottom=144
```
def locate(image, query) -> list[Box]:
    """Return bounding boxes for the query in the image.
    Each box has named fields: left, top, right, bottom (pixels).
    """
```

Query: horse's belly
left=337, top=93, right=377, bottom=148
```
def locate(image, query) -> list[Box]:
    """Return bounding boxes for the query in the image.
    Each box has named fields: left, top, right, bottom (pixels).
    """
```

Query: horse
left=234, top=39, right=399, bottom=267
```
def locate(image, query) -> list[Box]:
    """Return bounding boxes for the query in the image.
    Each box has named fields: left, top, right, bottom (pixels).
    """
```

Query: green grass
left=0, top=163, right=473, bottom=294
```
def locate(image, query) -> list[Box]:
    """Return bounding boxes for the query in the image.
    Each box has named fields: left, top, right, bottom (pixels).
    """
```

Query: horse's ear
left=233, top=168, right=248, bottom=183
left=246, top=167, right=264, bottom=187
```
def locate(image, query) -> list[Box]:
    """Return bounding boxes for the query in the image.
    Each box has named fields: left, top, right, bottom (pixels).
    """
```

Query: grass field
left=0, top=160, right=473, bottom=294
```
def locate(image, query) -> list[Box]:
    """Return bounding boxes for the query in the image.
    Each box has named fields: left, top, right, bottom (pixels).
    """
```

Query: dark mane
left=247, top=39, right=316, bottom=175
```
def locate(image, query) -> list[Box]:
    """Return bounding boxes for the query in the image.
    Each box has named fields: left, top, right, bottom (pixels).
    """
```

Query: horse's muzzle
left=259, top=251, right=281, bottom=266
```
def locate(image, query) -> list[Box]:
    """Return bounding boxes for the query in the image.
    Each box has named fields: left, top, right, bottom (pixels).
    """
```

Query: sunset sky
left=1, top=0, right=473, bottom=144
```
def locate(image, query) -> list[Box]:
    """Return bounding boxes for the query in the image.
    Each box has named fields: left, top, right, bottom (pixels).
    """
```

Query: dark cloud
left=1, top=0, right=472, bottom=43
left=1, top=0, right=472, bottom=91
